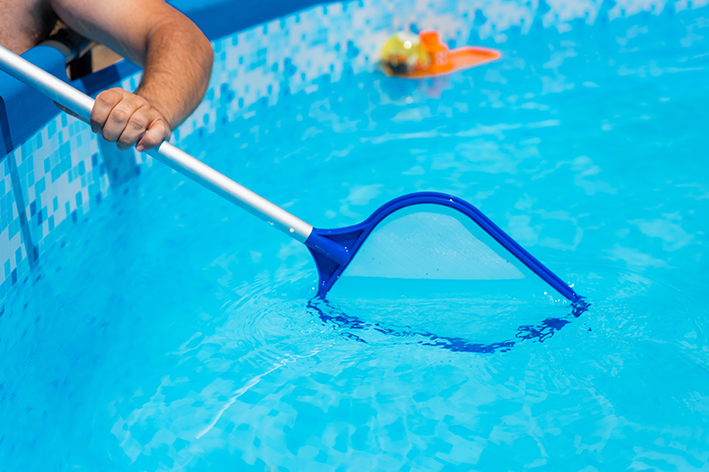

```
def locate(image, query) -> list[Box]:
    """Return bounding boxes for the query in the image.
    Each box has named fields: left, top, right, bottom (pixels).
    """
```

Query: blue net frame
left=304, top=192, right=580, bottom=301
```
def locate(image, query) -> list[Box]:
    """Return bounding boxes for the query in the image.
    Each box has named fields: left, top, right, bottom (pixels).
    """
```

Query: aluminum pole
left=0, top=44, right=313, bottom=242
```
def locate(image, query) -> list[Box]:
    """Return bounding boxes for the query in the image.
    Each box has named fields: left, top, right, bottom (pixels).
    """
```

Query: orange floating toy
left=380, top=30, right=502, bottom=79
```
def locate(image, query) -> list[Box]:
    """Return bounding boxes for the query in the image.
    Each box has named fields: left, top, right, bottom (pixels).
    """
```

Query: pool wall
left=0, top=0, right=704, bottom=300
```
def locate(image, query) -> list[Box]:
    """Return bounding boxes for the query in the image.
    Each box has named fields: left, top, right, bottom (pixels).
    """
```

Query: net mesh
left=329, top=204, right=555, bottom=300
left=345, top=204, right=524, bottom=280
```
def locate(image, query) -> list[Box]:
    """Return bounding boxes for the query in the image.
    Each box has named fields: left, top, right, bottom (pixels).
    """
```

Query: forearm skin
left=135, top=17, right=214, bottom=129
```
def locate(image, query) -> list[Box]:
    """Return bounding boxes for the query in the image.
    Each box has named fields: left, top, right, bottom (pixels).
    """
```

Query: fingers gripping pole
left=0, top=44, right=313, bottom=242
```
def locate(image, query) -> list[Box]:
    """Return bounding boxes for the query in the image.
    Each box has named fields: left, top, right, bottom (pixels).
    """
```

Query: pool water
left=2, top=1, right=709, bottom=470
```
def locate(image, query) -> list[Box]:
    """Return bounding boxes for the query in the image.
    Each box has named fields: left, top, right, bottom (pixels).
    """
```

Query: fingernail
left=136, top=144, right=145, bottom=152
left=91, top=126, right=99, bottom=133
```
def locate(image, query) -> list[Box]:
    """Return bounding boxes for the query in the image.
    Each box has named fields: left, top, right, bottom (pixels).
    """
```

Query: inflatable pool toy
left=380, top=30, right=502, bottom=79
left=380, top=32, right=430, bottom=75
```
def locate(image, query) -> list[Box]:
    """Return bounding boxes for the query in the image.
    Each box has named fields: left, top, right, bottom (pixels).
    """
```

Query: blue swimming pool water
left=2, top=1, right=709, bottom=470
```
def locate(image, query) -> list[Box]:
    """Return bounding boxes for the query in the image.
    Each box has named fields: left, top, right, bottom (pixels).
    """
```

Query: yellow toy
left=381, top=30, right=502, bottom=79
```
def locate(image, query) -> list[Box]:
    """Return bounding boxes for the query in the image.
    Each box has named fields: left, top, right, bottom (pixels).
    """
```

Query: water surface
left=1, top=1, right=709, bottom=470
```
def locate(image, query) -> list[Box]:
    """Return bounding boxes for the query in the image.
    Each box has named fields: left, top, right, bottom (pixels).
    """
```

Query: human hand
left=90, top=87, right=171, bottom=152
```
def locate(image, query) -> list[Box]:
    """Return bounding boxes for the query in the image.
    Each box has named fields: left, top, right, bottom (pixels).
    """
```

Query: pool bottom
left=1, top=190, right=707, bottom=471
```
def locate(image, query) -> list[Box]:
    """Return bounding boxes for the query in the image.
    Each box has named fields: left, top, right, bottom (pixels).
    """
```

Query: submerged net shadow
left=308, top=298, right=590, bottom=354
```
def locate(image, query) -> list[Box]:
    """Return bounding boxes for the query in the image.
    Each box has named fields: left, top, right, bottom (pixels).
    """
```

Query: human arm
left=49, top=0, right=213, bottom=151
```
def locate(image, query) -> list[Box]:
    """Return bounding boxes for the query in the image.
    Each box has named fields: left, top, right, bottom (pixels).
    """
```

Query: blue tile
left=21, top=140, right=35, bottom=160
left=59, top=142, right=70, bottom=160
left=35, top=177, right=46, bottom=195
left=9, top=218, right=19, bottom=238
